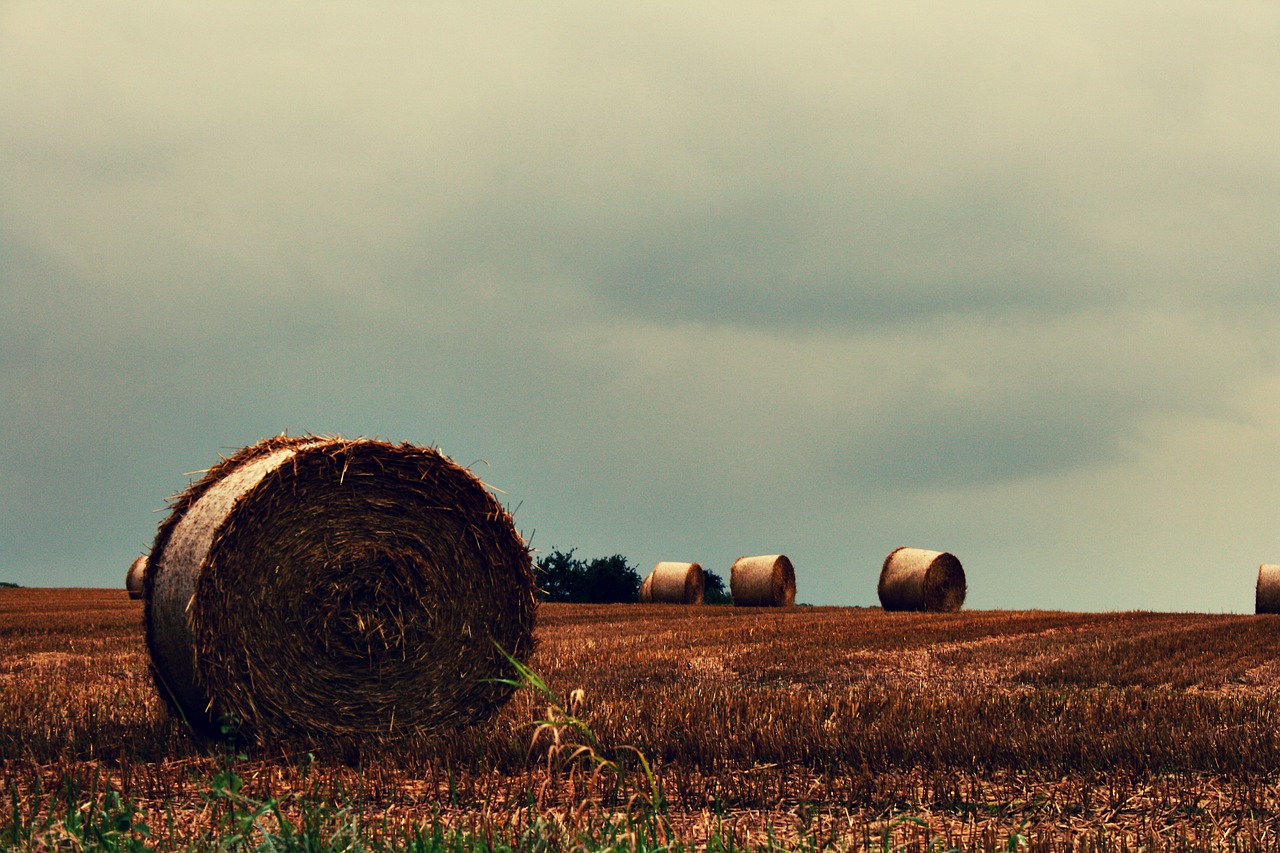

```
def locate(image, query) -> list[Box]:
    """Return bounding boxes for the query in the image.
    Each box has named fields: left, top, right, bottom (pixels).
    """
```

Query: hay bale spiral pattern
left=1256, top=564, right=1280, bottom=614
left=730, top=555, right=796, bottom=607
left=639, top=561, right=705, bottom=604
left=143, top=435, right=535, bottom=741
left=878, top=546, right=966, bottom=612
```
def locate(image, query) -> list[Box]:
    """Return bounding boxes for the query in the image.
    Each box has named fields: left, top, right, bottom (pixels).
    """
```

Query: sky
left=2, top=3, right=1277, bottom=611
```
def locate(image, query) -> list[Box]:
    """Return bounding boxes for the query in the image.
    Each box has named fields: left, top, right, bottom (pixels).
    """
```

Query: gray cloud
left=1, top=2, right=1277, bottom=608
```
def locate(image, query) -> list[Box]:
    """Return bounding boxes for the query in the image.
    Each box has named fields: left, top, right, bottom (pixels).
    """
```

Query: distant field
left=4, top=588, right=1280, bottom=849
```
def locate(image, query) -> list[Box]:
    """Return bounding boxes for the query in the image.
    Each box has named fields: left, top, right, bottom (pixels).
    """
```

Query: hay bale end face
left=143, top=435, right=536, bottom=742
left=878, top=546, right=966, bottom=612
left=640, top=561, right=705, bottom=604
left=125, top=555, right=148, bottom=600
left=730, top=554, right=796, bottom=607
left=1256, top=564, right=1280, bottom=614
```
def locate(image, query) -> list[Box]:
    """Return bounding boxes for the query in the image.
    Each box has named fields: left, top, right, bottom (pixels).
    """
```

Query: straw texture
left=730, top=555, right=796, bottom=607
left=878, top=546, right=967, bottom=612
left=126, top=555, right=148, bottom=600
left=640, top=561, right=706, bottom=604
left=143, top=435, right=536, bottom=742
left=1256, top=564, right=1280, bottom=614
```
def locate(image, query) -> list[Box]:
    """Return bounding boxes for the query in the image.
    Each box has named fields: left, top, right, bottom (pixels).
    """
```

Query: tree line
left=534, top=549, right=729, bottom=604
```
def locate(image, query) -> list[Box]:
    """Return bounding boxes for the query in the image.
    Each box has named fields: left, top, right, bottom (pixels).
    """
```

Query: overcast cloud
left=2, top=2, right=1277, bottom=610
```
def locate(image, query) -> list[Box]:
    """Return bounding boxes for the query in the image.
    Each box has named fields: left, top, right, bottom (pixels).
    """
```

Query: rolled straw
left=143, top=435, right=535, bottom=742
left=1256, top=564, right=1280, bottom=614
left=638, top=573, right=654, bottom=603
left=878, top=546, right=966, bottom=612
left=125, top=555, right=148, bottom=600
left=640, top=561, right=706, bottom=604
left=730, top=555, right=796, bottom=607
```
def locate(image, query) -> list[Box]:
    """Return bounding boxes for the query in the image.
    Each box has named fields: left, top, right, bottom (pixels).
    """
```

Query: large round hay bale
left=125, top=555, right=148, bottom=600
left=640, top=561, right=705, bottom=604
left=730, top=555, right=796, bottom=607
left=143, top=435, right=536, bottom=742
left=878, top=546, right=966, bottom=612
left=1256, top=564, right=1280, bottom=614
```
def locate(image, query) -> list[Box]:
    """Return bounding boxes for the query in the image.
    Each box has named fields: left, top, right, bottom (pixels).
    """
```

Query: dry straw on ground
left=730, top=554, right=796, bottom=607
left=1256, top=564, right=1280, bottom=614
left=125, top=555, right=148, bottom=600
left=143, top=434, right=536, bottom=742
left=878, top=546, right=967, bottom=612
left=639, top=561, right=706, bottom=604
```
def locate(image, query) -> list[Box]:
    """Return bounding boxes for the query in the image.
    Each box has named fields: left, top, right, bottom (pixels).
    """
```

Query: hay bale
left=1256, top=564, right=1280, bottom=614
left=638, top=573, right=654, bottom=603
left=125, top=555, right=148, bottom=600
left=878, top=546, right=966, bottom=612
left=143, top=435, right=536, bottom=742
left=730, top=554, right=796, bottom=607
left=640, top=561, right=705, bottom=604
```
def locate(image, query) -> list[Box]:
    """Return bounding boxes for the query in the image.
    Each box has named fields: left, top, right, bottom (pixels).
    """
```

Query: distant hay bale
left=878, top=546, right=966, bottom=612
left=639, top=561, right=705, bottom=604
left=125, top=555, right=148, bottom=600
left=730, top=555, right=796, bottom=607
left=1256, top=564, right=1280, bottom=614
left=143, top=435, right=536, bottom=742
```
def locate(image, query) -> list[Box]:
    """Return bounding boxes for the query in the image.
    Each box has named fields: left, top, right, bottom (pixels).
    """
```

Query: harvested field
left=5, top=588, right=1280, bottom=849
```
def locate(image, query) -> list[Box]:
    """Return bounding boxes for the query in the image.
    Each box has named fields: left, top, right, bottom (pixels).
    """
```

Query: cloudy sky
left=2, top=3, right=1276, bottom=611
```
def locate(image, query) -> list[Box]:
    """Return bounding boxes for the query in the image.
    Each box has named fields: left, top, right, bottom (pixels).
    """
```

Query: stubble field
left=4, top=588, right=1280, bottom=850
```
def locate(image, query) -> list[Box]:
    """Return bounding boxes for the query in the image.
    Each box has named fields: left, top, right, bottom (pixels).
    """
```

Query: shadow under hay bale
left=1256, top=564, right=1280, bottom=614
left=143, top=435, right=536, bottom=743
left=730, top=554, right=796, bottom=607
left=125, top=555, right=148, bottom=600
left=639, top=561, right=705, bottom=604
left=878, top=546, right=966, bottom=612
